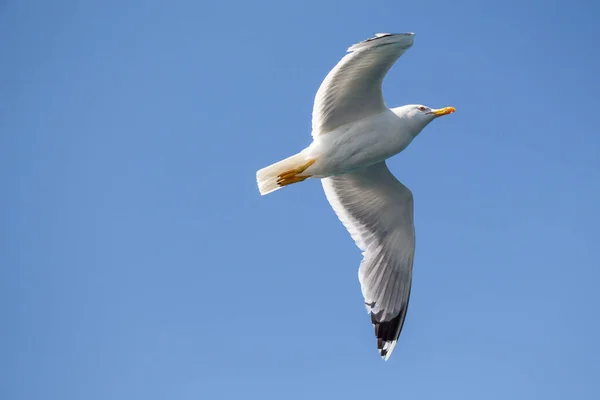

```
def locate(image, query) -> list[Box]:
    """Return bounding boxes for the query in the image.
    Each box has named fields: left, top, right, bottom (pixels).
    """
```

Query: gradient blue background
left=3, top=1, right=600, bottom=399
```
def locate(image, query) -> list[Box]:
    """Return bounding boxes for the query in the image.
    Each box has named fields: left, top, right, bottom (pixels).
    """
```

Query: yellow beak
left=431, top=106, right=456, bottom=117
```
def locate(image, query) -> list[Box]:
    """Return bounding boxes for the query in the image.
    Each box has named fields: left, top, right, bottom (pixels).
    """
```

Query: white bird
left=256, top=32, right=455, bottom=360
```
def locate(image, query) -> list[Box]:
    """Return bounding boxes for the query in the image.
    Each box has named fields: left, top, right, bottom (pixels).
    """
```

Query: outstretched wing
left=312, top=33, right=415, bottom=136
left=322, top=162, right=415, bottom=360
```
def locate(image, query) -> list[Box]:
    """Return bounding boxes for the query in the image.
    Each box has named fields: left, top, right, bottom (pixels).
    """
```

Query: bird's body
left=302, top=108, right=419, bottom=178
left=256, top=32, right=455, bottom=360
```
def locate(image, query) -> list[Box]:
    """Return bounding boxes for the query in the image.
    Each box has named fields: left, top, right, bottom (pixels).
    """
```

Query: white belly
left=304, top=110, right=415, bottom=178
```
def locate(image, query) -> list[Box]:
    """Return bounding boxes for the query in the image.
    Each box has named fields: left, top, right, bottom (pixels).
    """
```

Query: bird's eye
left=418, top=106, right=427, bottom=112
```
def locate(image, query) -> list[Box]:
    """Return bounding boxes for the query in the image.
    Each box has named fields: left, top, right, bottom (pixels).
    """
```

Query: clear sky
left=3, top=1, right=600, bottom=399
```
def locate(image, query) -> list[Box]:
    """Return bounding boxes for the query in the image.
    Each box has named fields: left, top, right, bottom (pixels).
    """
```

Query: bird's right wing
left=321, top=162, right=415, bottom=360
left=311, top=33, right=414, bottom=136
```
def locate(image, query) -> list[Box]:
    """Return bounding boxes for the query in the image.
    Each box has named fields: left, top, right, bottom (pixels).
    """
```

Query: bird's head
left=392, top=104, right=456, bottom=135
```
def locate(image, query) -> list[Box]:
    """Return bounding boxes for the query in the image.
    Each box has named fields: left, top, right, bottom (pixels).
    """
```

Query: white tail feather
left=256, top=152, right=309, bottom=195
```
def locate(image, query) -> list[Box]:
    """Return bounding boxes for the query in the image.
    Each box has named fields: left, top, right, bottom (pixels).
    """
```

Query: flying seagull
left=256, top=32, right=455, bottom=360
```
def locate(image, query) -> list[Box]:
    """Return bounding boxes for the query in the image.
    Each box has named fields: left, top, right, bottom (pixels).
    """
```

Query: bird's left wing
left=311, top=33, right=414, bottom=136
left=322, top=162, right=415, bottom=360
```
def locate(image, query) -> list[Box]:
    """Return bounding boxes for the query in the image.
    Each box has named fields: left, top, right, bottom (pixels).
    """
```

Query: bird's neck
left=390, top=107, right=426, bottom=138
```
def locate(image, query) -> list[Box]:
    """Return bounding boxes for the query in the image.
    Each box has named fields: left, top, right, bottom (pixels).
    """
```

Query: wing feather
left=311, top=33, right=414, bottom=136
left=322, top=161, right=415, bottom=360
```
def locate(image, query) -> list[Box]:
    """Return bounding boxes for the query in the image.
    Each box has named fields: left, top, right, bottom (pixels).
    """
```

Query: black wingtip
left=372, top=312, right=403, bottom=345
left=370, top=301, right=410, bottom=360
left=348, top=32, right=415, bottom=52
left=363, top=32, right=414, bottom=42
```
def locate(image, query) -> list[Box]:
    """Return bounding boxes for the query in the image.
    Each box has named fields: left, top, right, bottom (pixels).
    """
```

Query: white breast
left=305, top=110, right=415, bottom=178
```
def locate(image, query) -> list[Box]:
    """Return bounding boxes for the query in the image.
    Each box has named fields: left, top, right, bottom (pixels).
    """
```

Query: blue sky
left=2, top=0, right=600, bottom=399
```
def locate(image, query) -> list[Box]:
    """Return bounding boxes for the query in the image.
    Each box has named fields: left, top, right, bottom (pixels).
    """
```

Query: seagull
left=256, top=32, right=455, bottom=360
